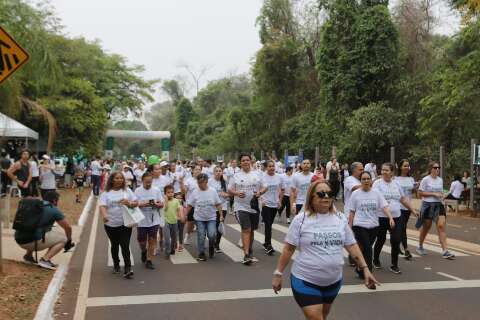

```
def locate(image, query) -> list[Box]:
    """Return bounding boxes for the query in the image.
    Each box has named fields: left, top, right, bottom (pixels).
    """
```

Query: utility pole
left=390, top=146, right=395, bottom=165
left=470, top=139, right=477, bottom=214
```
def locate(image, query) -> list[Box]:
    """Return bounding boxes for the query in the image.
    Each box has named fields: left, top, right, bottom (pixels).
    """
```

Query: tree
left=175, top=98, right=195, bottom=141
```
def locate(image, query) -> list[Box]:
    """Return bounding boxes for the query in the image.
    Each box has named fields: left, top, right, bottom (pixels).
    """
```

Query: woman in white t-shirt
left=134, top=171, right=164, bottom=270
left=279, top=166, right=294, bottom=224
left=99, top=172, right=138, bottom=278
left=395, top=159, right=417, bottom=260
left=350, top=171, right=394, bottom=278
left=372, top=163, right=417, bottom=274
left=446, top=175, right=465, bottom=201
left=273, top=180, right=378, bottom=320
left=258, top=160, right=284, bottom=256
left=210, top=166, right=229, bottom=253
left=416, top=161, right=455, bottom=259
left=186, top=173, right=223, bottom=261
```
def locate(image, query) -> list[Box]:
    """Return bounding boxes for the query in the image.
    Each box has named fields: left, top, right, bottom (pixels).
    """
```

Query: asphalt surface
left=55, top=201, right=480, bottom=320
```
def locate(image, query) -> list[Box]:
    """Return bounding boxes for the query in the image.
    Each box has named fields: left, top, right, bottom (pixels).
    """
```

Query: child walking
left=164, top=185, right=185, bottom=258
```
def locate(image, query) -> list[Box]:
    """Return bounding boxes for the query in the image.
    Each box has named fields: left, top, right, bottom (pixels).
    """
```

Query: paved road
left=55, top=202, right=480, bottom=320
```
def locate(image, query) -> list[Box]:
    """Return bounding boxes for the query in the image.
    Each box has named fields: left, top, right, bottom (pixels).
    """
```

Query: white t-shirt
left=40, top=165, right=56, bottom=190
left=134, top=186, right=163, bottom=227
left=292, top=172, right=314, bottom=205
left=30, top=161, right=39, bottom=178
left=372, top=179, right=404, bottom=218
left=185, top=176, right=199, bottom=205
left=99, top=188, right=137, bottom=227
left=395, top=176, right=415, bottom=210
left=225, top=166, right=240, bottom=182
left=189, top=187, right=221, bottom=221
left=343, top=176, right=361, bottom=216
left=350, top=189, right=388, bottom=228
left=209, top=178, right=229, bottom=211
left=364, top=163, right=377, bottom=179
left=228, top=170, right=262, bottom=214
left=169, top=171, right=185, bottom=194
left=122, top=170, right=134, bottom=186
left=91, top=160, right=102, bottom=176
left=133, top=168, right=146, bottom=184
left=449, top=180, right=464, bottom=199
left=152, top=174, right=173, bottom=196
left=261, top=173, right=283, bottom=208
left=281, top=173, right=294, bottom=197
left=285, top=212, right=356, bottom=286
left=419, top=175, right=443, bottom=203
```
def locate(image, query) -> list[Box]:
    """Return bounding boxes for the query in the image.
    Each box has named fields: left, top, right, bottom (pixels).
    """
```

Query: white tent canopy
left=0, top=112, right=39, bottom=140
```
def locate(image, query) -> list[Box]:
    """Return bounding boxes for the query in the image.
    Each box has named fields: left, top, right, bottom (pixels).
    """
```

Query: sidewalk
left=1, top=225, right=83, bottom=265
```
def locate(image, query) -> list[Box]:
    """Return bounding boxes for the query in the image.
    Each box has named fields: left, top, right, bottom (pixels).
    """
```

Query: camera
left=149, top=199, right=155, bottom=207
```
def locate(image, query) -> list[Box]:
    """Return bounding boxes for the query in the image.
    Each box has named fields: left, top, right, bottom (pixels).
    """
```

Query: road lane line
left=107, top=243, right=135, bottom=266
left=86, top=279, right=480, bottom=307
left=228, top=224, right=297, bottom=259
left=218, top=237, right=245, bottom=262
left=170, top=247, right=198, bottom=264
left=73, top=204, right=99, bottom=320
left=436, top=272, right=464, bottom=281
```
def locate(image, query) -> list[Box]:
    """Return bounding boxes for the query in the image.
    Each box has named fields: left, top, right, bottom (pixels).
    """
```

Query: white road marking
left=73, top=204, right=100, bottom=320
left=436, top=272, right=464, bottom=281
left=107, top=243, right=135, bottom=266
left=86, top=279, right=480, bottom=307
left=228, top=224, right=297, bottom=259
left=170, top=248, right=198, bottom=264
left=218, top=237, right=245, bottom=262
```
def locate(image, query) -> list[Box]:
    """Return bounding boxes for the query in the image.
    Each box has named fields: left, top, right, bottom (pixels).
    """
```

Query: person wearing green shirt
left=163, top=185, right=185, bottom=258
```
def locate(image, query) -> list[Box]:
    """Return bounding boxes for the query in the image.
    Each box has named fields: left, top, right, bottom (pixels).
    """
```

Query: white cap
left=160, top=160, right=169, bottom=167
left=42, top=155, right=50, bottom=160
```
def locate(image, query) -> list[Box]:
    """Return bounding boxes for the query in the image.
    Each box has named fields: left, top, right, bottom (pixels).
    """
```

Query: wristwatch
left=273, top=270, right=283, bottom=276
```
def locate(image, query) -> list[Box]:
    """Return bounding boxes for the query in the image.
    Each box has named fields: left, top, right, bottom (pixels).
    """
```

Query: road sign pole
left=314, top=146, right=319, bottom=168
left=470, top=139, right=477, bottom=213
left=439, top=146, right=445, bottom=181
left=390, top=146, right=395, bottom=165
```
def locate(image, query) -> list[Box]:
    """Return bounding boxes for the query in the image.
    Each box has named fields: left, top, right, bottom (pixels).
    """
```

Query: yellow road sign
left=0, top=26, right=30, bottom=84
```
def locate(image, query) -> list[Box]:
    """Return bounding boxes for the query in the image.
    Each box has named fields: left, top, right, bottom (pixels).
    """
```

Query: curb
left=34, top=264, right=68, bottom=320
left=78, top=192, right=94, bottom=227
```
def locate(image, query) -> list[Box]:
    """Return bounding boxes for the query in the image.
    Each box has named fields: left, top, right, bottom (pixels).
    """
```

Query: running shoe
left=442, top=250, right=456, bottom=260
left=145, top=260, right=155, bottom=270
left=262, top=243, right=269, bottom=252
left=250, top=255, right=259, bottom=263
left=416, top=246, right=427, bottom=256
left=242, top=255, right=252, bottom=265
left=123, top=267, right=134, bottom=279
left=404, top=250, right=413, bottom=260
left=184, top=234, right=191, bottom=245
left=23, top=254, right=37, bottom=265
left=287, top=218, right=291, bottom=225
left=38, top=258, right=56, bottom=270
left=141, top=250, right=147, bottom=263
left=266, top=246, right=275, bottom=256
left=197, top=252, right=207, bottom=261
left=112, top=265, right=121, bottom=274
left=209, top=246, right=215, bottom=258
left=399, top=248, right=405, bottom=256
left=178, top=245, right=184, bottom=252
left=355, top=268, right=365, bottom=280
left=373, top=260, right=382, bottom=269
left=215, top=247, right=223, bottom=253
left=389, top=266, right=402, bottom=274
left=170, top=249, right=176, bottom=255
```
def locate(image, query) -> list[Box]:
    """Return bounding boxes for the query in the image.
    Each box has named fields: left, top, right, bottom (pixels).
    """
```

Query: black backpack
left=13, top=198, right=44, bottom=233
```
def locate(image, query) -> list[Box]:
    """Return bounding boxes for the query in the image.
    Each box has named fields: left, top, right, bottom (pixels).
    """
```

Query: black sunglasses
left=316, top=191, right=335, bottom=199
left=433, top=166, right=441, bottom=169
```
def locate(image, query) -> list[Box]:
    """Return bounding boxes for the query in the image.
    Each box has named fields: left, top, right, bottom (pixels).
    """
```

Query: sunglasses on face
left=433, top=166, right=440, bottom=169
left=315, top=191, right=335, bottom=199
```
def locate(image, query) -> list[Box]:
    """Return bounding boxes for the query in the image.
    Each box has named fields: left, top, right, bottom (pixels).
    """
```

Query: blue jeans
left=195, top=220, right=217, bottom=255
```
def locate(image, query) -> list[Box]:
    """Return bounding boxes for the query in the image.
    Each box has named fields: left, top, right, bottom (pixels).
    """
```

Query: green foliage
left=175, top=98, right=195, bottom=142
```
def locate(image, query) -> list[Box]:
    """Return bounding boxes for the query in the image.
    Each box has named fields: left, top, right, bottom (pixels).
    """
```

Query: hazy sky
left=41, top=0, right=459, bottom=102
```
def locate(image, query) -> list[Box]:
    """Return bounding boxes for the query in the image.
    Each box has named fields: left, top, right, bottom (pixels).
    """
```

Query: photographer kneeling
left=14, top=191, right=73, bottom=270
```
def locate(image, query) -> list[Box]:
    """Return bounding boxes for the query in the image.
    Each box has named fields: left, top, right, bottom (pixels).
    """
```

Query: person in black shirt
left=0, top=151, right=12, bottom=196
left=7, top=149, right=32, bottom=197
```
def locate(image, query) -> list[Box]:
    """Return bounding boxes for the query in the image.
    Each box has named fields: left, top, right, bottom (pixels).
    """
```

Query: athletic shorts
left=137, top=225, right=160, bottom=242
left=19, top=230, right=67, bottom=251
left=291, top=274, right=342, bottom=307
left=236, top=210, right=259, bottom=231
left=187, top=207, right=195, bottom=222
left=422, top=202, right=446, bottom=219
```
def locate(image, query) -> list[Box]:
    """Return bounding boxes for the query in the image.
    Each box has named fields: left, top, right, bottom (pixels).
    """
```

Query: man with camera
left=14, top=190, right=73, bottom=270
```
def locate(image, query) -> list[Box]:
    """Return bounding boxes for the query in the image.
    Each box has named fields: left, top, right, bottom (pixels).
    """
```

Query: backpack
left=13, top=198, right=44, bottom=233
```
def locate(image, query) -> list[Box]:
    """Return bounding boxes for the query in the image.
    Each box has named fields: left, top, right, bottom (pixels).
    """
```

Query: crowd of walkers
left=5, top=148, right=466, bottom=319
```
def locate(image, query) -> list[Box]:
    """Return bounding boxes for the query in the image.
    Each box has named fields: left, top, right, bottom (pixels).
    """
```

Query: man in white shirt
left=364, top=161, right=377, bottom=180
left=290, top=159, right=314, bottom=215
left=90, top=156, right=103, bottom=196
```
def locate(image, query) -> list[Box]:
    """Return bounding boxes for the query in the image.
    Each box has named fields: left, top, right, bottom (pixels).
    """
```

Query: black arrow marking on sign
left=0, top=46, right=4, bottom=75
left=4, top=54, right=12, bottom=71
left=0, top=40, right=11, bottom=49
left=13, top=54, right=19, bottom=64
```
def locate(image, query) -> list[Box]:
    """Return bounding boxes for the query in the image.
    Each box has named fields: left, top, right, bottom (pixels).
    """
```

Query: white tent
left=0, top=112, right=39, bottom=140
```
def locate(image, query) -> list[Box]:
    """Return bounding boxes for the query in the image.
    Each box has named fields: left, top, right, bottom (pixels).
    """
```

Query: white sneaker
left=38, top=258, right=57, bottom=270
left=184, top=233, right=191, bottom=245
left=287, top=218, right=291, bottom=225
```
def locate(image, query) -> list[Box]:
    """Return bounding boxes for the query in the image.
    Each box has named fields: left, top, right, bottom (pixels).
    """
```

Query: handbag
left=218, top=221, right=225, bottom=235
left=121, top=191, right=145, bottom=227
left=158, top=208, right=166, bottom=228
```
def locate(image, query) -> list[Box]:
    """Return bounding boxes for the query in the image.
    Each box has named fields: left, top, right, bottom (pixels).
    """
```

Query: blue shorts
left=291, top=274, right=342, bottom=307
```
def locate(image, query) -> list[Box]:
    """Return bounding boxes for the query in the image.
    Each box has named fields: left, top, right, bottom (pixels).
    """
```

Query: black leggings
left=104, top=225, right=132, bottom=268
left=261, top=206, right=277, bottom=246
left=278, top=195, right=291, bottom=218
left=177, top=221, right=185, bottom=244
left=374, top=217, right=402, bottom=267
left=400, top=210, right=411, bottom=250
left=215, top=210, right=226, bottom=248
left=352, top=226, right=378, bottom=271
